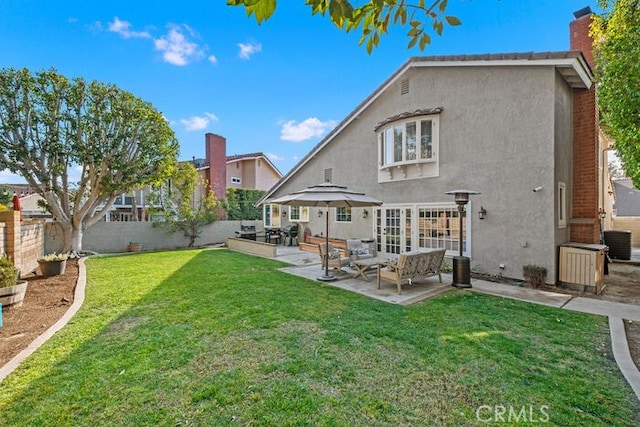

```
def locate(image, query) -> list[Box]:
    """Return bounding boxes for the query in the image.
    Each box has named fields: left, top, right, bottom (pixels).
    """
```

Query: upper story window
left=290, top=206, right=309, bottom=222
left=376, top=109, right=441, bottom=183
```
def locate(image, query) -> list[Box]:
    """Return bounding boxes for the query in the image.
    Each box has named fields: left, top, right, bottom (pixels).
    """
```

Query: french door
left=375, top=207, right=413, bottom=256
left=375, top=204, right=469, bottom=257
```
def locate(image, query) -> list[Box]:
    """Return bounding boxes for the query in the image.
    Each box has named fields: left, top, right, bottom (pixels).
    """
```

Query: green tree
left=0, top=68, right=179, bottom=252
left=0, top=186, right=11, bottom=206
left=593, top=0, right=640, bottom=187
left=228, top=0, right=461, bottom=53
left=148, top=163, right=220, bottom=248
left=223, top=188, right=265, bottom=220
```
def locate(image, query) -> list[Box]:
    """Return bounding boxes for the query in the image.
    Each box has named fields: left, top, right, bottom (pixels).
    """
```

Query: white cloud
left=238, top=41, right=262, bottom=60
left=266, top=152, right=284, bottom=161
left=154, top=24, right=204, bottom=66
left=108, top=17, right=151, bottom=39
left=208, top=55, right=218, bottom=65
left=180, top=112, right=219, bottom=131
left=280, top=117, right=337, bottom=142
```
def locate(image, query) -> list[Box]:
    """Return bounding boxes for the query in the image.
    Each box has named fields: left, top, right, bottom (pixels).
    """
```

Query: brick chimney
left=205, top=133, right=227, bottom=204
left=569, top=7, right=600, bottom=243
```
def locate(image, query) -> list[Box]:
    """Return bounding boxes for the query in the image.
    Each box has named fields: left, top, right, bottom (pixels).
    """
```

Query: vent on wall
left=324, top=168, right=332, bottom=183
left=401, top=78, right=410, bottom=95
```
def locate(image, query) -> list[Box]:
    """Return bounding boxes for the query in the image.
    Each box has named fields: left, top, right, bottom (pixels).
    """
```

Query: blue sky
left=0, top=0, right=599, bottom=184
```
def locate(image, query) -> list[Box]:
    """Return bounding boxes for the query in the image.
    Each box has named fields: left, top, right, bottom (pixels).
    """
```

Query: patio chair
left=318, top=243, right=350, bottom=272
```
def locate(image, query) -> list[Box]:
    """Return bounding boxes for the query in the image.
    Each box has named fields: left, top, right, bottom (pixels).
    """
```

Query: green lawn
left=0, top=249, right=638, bottom=426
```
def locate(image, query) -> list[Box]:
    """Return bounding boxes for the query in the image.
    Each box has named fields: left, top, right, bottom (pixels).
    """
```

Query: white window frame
left=377, top=114, right=439, bottom=182
left=335, top=207, right=352, bottom=223
left=379, top=116, right=438, bottom=167
left=375, top=203, right=472, bottom=257
left=264, top=204, right=281, bottom=228
left=558, top=182, right=567, bottom=229
left=289, top=206, right=309, bottom=222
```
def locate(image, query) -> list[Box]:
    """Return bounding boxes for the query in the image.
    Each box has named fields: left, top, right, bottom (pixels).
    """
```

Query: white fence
left=45, top=220, right=264, bottom=254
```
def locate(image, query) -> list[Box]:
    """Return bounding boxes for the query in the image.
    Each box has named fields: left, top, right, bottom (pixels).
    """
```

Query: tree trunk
left=60, top=221, right=84, bottom=253
left=188, top=222, right=196, bottom=247
left=131, top=192, right=138, bottom=222
left=71, top=226, right=84, bottom=253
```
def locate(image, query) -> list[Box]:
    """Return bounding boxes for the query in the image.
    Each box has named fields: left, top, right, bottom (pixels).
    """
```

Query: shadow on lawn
left=3, top=249, right=640, bottom=426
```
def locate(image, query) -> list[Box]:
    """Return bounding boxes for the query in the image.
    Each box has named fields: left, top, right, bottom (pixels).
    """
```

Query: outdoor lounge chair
left=318, top=242, right=350, bottom=272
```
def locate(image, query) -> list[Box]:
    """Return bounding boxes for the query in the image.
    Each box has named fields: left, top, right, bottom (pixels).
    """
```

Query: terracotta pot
left=0, top=281, right=28, bottom=308
left=38, top=259, right=67, bottom=277
left=127, top=243, right=143, bottom=252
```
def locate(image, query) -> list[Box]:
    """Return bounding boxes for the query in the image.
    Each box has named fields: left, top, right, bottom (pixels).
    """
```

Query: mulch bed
left=0, top=258, right=78, bottom=367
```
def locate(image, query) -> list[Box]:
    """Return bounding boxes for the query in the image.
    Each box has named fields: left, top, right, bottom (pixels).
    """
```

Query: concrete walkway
left=2, top=247, right=640, bottom=402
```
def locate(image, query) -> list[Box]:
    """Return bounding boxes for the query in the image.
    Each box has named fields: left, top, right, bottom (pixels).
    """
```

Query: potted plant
left=0, top=255, right=28, bottom=308
left=37, top=252, right=70, bottom=277
left=127, top=242, right=143, bottom=252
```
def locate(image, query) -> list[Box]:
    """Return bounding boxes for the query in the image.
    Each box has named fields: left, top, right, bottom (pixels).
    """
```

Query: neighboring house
left=611, top=179, right=640, bottom=246
left=102, top=133, right=282, bottom=222
left=261, top=8, right=605, bottom=284
left=194, top=133, right=282, bottom=199
left=226, top=152, right=282, bottom=191
left=0, top=184, right=52, bottom=220
left=104, top=188, right=152, bottom=222
left=612, top=179, right=640, bottom=217
left=17, top=193, right=51, bottom=219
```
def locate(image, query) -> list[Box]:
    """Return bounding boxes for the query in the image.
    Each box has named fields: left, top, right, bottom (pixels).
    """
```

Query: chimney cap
left=573, top=6, right=592, bottom=19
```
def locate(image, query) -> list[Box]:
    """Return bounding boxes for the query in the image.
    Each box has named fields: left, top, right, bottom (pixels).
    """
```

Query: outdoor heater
left=445, top=189, right=480, bottom=288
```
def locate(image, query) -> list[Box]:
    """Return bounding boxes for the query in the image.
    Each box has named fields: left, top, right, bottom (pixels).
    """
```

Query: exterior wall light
left=363, top=209, right=369, bottom=219
left=478, top=206, right=486, bottom=220
left=318, top=210, right=323, bottom=217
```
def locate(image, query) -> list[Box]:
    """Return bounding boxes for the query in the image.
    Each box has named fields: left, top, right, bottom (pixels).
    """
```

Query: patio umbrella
left=11, top=194, right=22, bottom=221
left=267, top=182, right=382, bottom=281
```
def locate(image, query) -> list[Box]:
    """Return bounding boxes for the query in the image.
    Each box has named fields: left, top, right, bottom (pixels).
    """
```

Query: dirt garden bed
left=0, top=258, right=78, bottom=366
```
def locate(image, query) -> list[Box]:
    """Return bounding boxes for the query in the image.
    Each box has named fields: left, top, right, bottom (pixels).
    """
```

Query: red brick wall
left=205, top=133, right=228, bottom=219
left=205, top=133, right=228, bottom=202
left=570, top=11, right=600, bottom=243
left=570, top=13, right=594, bottom=67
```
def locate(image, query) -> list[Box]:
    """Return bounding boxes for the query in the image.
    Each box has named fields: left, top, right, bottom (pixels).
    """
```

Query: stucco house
left=104, top=133, right=283, bottom=221
left=262, top=8, right=606, bottom=284
left=611, top=179, right=640, bottom=246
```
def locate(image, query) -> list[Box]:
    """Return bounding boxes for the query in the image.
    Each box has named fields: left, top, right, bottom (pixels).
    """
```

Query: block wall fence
left=0, top=211, right=43, bottom=277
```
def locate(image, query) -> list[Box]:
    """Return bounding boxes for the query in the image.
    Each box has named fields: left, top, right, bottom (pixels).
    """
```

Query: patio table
left=351, top=255, right=397, bottom=282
